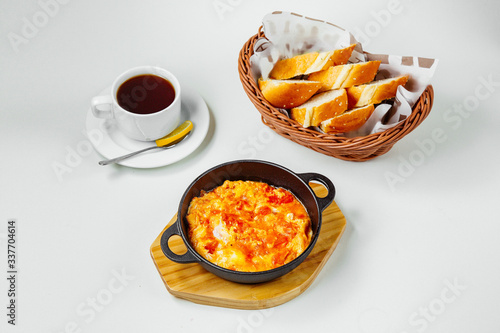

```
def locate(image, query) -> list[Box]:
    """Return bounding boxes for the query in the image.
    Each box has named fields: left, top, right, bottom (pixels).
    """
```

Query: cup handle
left=297, top=173, right=336, bottom=212
left=91, top=95, right=114, bottom=119
left=160, top=221, right=198, bottom=263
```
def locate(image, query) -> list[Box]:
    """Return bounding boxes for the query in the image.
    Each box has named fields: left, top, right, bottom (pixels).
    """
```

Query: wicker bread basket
left=238, top=28, right=434, bottom=162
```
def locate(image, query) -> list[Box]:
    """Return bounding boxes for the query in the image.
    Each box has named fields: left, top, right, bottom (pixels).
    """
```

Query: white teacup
left=91, top=66, right=181, bottom=141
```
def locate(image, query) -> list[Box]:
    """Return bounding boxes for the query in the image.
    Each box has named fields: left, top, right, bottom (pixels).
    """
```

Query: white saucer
left=86, top=85, right=210, bottom=168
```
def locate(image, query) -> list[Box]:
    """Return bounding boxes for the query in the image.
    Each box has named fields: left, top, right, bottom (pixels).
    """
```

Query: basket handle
left=297, top=173, right=336, bottom=212
left=160, top=220, right=198, bottom=263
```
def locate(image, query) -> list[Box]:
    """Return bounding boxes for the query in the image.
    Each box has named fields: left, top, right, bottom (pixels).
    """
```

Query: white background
left=1, top=0, right=499, bottom=332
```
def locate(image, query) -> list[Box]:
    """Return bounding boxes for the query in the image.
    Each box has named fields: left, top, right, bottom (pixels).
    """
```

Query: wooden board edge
left=156, top=217, right=347, bottom=310
left=150, top=232, right=176, bottom=294
left=149, top=195, right=347, bottom=310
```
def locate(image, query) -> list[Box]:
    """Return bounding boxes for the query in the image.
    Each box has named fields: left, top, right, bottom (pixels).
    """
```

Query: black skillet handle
left=160, top=220, right=198, bottom=263
left=297, top=172, right=336, bottom=212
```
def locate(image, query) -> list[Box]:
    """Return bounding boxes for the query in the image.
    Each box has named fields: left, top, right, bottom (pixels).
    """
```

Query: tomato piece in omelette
left=186, top=180, right=312, bottom=272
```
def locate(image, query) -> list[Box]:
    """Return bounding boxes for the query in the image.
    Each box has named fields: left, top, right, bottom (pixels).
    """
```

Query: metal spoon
left=98, top=133, right=190, bottom=166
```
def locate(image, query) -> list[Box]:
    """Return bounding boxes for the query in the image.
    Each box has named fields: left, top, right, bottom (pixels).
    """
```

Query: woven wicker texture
left=238, top=28, right=434, bottom=162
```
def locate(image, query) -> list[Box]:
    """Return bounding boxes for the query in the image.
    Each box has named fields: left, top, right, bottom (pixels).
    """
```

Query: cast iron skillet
left=160, top=159, right=335, bottom=284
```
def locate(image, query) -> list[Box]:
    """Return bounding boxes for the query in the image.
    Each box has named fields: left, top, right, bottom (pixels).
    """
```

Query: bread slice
left=290, top=89, right=348, bottom=127
left=320, top=104, right=375, bottom=134
left=346, top=74, right=409, bottom=108
left=308, top=60, right=381, bottom=92
left=269, top=44, right=356, bottom=80
left=258, top=78, right=322, bottom=109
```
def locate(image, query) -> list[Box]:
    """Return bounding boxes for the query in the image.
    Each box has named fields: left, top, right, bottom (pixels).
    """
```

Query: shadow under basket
left=238, top=28, right=434, bottom=162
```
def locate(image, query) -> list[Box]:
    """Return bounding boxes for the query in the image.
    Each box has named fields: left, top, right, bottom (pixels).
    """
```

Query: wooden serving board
left=150, top=183, right=346, bottom=310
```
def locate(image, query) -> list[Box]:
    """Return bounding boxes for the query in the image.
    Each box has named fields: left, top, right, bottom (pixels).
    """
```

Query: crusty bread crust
left=346, top=75, right=409, bottom=108
left=308, top=60, right=381, bottom=92
left=258, top=78, right=322, bottom=109
left=329, top=44, right=357, bottom=67
left=269, top=44, right=356, bottom=80
left=290, top=89, right=347, bottom=127
left=320, top=104, right=375, bottom=133
left=258, top=43, right=410, bottom=134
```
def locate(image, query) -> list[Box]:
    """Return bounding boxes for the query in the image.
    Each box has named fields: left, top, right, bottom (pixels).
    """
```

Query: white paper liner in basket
left=250, top=11, right=438, bottom=137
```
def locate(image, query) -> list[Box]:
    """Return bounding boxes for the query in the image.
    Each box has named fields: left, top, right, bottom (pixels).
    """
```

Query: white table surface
left=1, top=0, right=499, bottom=332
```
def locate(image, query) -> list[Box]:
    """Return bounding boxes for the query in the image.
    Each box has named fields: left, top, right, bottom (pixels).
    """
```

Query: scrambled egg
left=186, top=180, right=312, bottom=272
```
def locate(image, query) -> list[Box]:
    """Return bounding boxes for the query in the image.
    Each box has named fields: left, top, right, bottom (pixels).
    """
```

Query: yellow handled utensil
left=98, top=121, right=193, bottom=166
